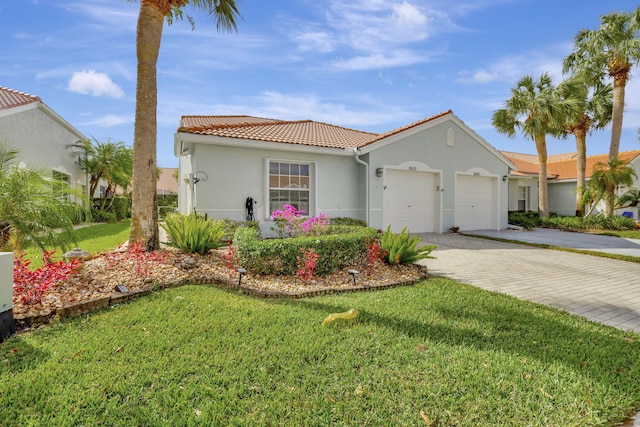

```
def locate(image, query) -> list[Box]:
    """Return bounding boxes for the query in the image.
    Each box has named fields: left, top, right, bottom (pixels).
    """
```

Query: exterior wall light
left=376, top=168, right=383, bottom=177
left=502, top=175, right=508, bottom=182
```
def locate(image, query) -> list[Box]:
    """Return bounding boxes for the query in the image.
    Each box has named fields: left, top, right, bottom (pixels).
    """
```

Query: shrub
left=380, top=226, right=436, bottom=265
left=219, top=219, right=260, bottom=243
left=161, top=213, right=226, bottom=254
left=330, top=217, right=368, bottom=227
left=508, top=211, right=540, bottom=230
left=234, top=226, right=378, bottom=275
left=539, top=215, right=636, bottom=232
left=91, top=209, right=118, bottom=223
left=296, top=248, right=320, bottom=281
left=271, top=205, right=330, bottom=237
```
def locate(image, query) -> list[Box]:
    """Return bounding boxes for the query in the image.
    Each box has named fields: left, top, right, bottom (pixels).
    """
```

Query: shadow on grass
left=0, top=336, right=50, bottom=374
left=286, top=281, right=640, bottom=382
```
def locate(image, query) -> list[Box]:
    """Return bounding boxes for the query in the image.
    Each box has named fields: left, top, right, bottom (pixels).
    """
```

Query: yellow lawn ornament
left=321, top=308, right=360, bottom=326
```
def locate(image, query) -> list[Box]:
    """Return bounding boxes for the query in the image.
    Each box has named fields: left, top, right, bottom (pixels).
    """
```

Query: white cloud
left=84, top=114, right=131, bottom=127
left=68, top=70, right=124, bottom=98
left=332, top=50, right=428, bottom=71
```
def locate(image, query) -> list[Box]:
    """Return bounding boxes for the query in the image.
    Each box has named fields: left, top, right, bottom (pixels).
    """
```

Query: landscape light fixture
left=114, top=284, right=129, bottom=293
left=237, top=268, right=247, bottom=287
left=347, top=269, right=359, bottom=286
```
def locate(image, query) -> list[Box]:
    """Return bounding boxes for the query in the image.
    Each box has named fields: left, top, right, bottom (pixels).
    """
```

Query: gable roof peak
left=0, top=85, right=42, bottom=111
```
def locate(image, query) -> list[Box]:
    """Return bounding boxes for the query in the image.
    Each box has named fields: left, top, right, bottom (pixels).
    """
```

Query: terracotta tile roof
left=547, top=150, right=640, bottom=180
left=0, top=86, right=41, bottom=111
left=178, top=116, right=378, bottom=149
left=178, top=111, right=457, bottom=150
left=502, top=149, right=640, bottom=180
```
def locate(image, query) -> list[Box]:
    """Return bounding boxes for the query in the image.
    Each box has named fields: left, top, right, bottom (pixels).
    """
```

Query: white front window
left=268, top=160, right=312, bottom=216
left=518, top=186, right=529, bottom=211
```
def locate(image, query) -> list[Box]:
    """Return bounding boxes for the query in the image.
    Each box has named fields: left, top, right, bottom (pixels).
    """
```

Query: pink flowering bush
left=13, top=250, right=80, bottom=306
left=272, top=205, right=330, bottom=237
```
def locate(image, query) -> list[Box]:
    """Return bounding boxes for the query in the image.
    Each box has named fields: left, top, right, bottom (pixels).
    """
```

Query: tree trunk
left=606, top=76, right=626, bottom=217
left=535, top=135, right=549, bottom=218
left=574, top=128, right=587, bottom=217
left=608, top=74, right=626, bottom=162
left=130, top=0, right=169, bottom=251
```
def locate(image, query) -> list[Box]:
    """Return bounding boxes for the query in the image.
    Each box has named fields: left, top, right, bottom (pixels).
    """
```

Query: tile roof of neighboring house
left=547, top=150, right=640, bottom=180
left=178, top=111, right=456, bottom=150
left=0, top=86, right=41, bottom=111
left=501, top=149, right=640, bottom=180
left=157, top=167, right=178, bottom=195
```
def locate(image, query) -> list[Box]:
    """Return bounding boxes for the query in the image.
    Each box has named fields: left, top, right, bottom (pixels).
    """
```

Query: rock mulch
left=12, top=248, right=428, bottom=330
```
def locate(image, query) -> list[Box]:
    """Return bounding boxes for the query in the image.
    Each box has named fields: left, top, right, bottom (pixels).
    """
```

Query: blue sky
left=2, top=0, right=640, bottom=168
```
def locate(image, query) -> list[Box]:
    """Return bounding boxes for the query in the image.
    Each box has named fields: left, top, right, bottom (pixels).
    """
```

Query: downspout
left=353, top=148, right=369, bottom=225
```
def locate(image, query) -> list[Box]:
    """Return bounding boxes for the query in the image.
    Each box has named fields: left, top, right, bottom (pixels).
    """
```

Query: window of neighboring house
left=99, top=185, right=106, bottom=198
left=52, top=170, right=71, bottom=200
left=268, top=160, right=312, bottom=217
left=517, top=186, right=529, bottom=211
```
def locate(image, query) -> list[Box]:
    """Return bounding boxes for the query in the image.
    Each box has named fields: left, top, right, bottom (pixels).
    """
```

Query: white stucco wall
left=178, top=142, right=364, bottom=224
left=364, top=119, right=511, bottom=232
left=507, top=177, right=538, bottom=212
left=0, top=103, right=87, bottom=194
left=548, top=181, right=579, bottom=216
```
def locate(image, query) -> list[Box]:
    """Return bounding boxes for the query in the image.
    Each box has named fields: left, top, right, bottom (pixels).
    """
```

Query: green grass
left=596, top=229, right=640, bottom=239
left=23, top=220, right=131, bottom=268
left=2, top=280, right=640, bottom=426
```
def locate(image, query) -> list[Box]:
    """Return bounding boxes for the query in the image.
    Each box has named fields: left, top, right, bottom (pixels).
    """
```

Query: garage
left=383, top=169, right=437, bottom=233
left=455, top=174, right=496, bottom=230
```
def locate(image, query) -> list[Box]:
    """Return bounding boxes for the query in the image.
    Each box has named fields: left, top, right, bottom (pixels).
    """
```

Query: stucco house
left=0, top=86, right=88, bottom=197
left=502, top=150, right=640, bottom=218
left=174, top=110, right=515, bottom=234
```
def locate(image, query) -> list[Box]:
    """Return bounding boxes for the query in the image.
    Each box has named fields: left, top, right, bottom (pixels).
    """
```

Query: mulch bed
left=12, top=248, right=428, bottom=330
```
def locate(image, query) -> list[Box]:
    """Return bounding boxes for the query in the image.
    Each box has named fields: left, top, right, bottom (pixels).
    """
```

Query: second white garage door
left=455, top=175, right=495, bottom=230
left=383, top=169, right=436, bottom=233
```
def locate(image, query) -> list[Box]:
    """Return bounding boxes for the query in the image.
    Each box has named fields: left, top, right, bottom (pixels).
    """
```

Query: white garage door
left=455, top=175, right=495, bottom=231
left=384, top=169, right=436, bottom=233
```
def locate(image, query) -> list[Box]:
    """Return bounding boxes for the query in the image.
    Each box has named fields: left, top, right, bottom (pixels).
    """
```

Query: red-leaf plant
left=296, top=248, right=320, bottom=282
left=13, top=250, right=80, bottom=306
left=222, top=244, right=240, bottom=271
left=365, top=238, right=387, bottom=274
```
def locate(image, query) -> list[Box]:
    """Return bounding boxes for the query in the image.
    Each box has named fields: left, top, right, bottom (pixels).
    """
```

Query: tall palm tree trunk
left=130, top=0, right=169, bottom=251
left=574, top=128, right=587, bottom=216
left=608, top=74, right=627, bottom=161
left=534, top=135, right=549, bottom=218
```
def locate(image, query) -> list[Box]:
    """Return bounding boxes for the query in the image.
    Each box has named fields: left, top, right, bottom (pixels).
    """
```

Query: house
left=0, top=86, right=88, bottom=196
left=157, top=167, right=178, bottom=195
left=502, top=150, right=640, bottom=217
left=174, top=110, right=515, bottom=233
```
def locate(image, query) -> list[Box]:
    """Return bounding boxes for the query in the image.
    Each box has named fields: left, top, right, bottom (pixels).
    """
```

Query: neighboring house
left=0, top=86, right=88, bottom=197
left=502, top=150, right=640, bottom=217
left=157, top=167, right=178, bottom=195
left=174, top=111, right=515, bottom=233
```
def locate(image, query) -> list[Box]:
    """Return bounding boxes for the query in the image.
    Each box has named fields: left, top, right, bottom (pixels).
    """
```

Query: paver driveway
left=416, top=233, right=640, bottom=334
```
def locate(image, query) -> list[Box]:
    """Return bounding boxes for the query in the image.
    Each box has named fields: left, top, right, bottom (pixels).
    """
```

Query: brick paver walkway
left=417, top=233, right=640, bottom=333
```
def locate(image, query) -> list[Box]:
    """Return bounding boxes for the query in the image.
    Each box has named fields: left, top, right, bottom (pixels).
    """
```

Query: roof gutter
left=353, top=148, right=369, bottom=225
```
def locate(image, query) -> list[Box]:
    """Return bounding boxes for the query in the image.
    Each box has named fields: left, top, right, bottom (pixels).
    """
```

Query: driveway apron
left=416, top=233, right=640, bottom=334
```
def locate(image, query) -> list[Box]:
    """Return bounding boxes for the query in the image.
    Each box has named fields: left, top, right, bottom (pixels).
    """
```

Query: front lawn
left=2, top=280, right=639, bottom=426
left=598, top=229, right=640, bottom=239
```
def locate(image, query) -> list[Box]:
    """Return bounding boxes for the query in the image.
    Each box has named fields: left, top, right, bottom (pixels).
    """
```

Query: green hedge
left=540, top=215, right=636, bottom=231
left=234, top=225, right=378, bottom=276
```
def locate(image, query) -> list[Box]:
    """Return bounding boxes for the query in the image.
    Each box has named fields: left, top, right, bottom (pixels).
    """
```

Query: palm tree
left=616, top=189, right=640, bottom=208
left=0, top=144, right=88, bottom=251
left=67, top=138, right=133, bottom=203
left=583, top=159, right=637, bottom=217
left=563, top=8, right=640, bottom=161
left=558, top=76, right=613, bottom=216
left=492, top=73, right=583, bottom=218
left=126, top=0, right=241, bottom=251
